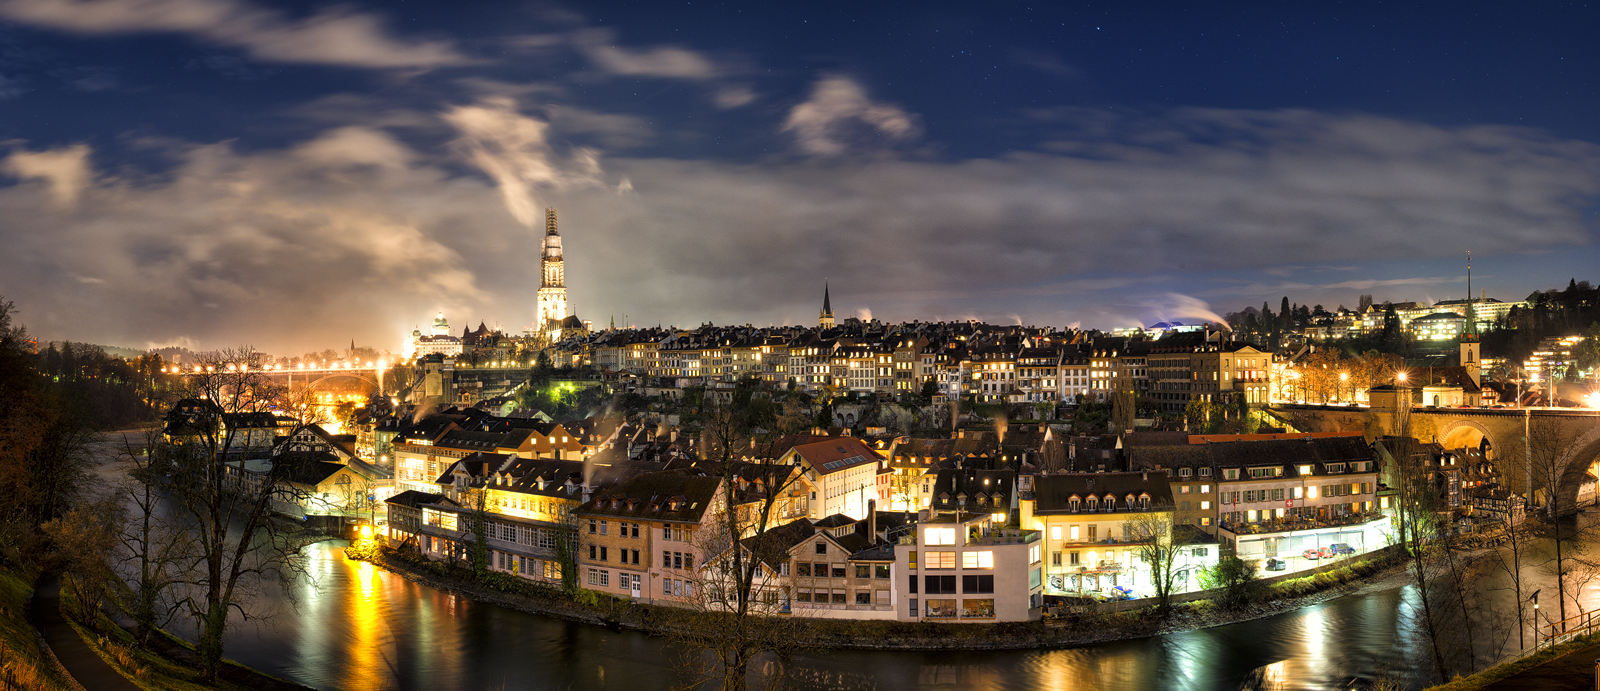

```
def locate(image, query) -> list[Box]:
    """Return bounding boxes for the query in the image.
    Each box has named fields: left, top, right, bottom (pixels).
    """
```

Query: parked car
left=1265, top=558, right=1288, bottom=571
left=1328, top=543, right=1356, bottom=557
left=1302, top=548, right=1324, bottom=560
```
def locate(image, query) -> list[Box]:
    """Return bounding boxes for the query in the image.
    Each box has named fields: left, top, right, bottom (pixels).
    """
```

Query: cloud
left=442, top=97, right=605, bottom=227
left=713, top=85, right=755, bottom=109
left=0, top=0, right=467, bottom=68
left=0, top=133, right=514, bottom=352
left=5, top=106, right=1599, bottom=351
left=572, top=28, right=717, bottom=79
left=1011, top=49, right=1085, bottom=79
left=782, top=76, right=919, bottom=156
left=3, top=143, right=91, bottom=206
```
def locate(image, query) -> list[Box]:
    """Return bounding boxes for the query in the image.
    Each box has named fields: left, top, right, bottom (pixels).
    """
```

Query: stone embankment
left=357, top=544, right=1410, bottom=651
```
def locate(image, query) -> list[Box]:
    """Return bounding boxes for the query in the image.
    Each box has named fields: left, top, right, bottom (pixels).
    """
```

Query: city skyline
left=1, top=1, right=1598, bottom=354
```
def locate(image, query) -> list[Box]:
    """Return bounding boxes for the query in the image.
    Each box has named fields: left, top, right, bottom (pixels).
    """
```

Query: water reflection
left=218, top=541, right=1432, bottom=691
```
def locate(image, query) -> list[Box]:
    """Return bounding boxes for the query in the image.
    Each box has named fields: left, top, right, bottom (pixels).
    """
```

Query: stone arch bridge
left=1270, top=404, right=1600, bottom=513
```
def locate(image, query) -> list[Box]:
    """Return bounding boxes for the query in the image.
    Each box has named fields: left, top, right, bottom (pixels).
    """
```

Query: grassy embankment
left=1422, top=632, right=1600, bottom=691
left=361, top=541, right=1400, bottom=648
left=58, top=574, right=305, bottom=691
left=0, top=565, right=74, bottom=691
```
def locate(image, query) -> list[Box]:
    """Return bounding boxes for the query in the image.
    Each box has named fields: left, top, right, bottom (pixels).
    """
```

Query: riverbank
left=55, top=574, right=317, bottom=691
left=356, top=542, right=1412, bottom=651
left=0, top=564, right=76, bottom=691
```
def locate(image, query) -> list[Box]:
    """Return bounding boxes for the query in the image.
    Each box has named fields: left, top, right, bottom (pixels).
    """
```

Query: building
left=781, top=438, right=885, bottom=521
left=409, top=313, right=464, bottom=358
left=1025, top=472, right=1196, bottom=598
left=892, top=512, right=1042, bottom=622
left=572, top=473, right=725, bottom=604
left=536, top=208, right=570, bottom=341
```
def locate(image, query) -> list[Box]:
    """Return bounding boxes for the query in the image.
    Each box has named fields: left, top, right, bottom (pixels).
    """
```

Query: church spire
left=545, top=207, right=559, bottom=236
left=819, top=281, right=835, bottom=329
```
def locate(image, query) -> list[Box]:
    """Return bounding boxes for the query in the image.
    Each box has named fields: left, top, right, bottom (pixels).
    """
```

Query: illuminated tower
left=536, top=208, right=567, bottom=331
left=819, top=282, right=835, bottom=329
left=1460, top=251, right=1480, bottom=386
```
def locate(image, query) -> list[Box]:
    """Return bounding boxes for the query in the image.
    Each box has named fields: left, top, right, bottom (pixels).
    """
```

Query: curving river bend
left=205, top=541, right=1435, bottom=691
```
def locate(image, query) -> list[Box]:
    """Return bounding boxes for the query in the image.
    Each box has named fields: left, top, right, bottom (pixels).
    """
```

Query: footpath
left=27, top=576, right=139, bottom=691
left=1477, top=642, right=1600, bottom=691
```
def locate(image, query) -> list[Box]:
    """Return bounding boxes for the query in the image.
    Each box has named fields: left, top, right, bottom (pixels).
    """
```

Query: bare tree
left=114, top=429, right=197, bottom=646
left=1527, top=417, right=1589, bottom=633
left=670, top=399, right=813, bottom=691
left=156, top=348, right=323, bottom=682
left=1124, top=504, right=1183, bottom=614
left=1482, top=492, right=1534, bottom=651
left=1387, top=407, right=1451, bottom=681
left=41, top=494, right=124, bottom=622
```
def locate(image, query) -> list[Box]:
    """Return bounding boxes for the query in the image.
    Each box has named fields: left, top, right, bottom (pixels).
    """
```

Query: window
left=1200, top=501, right=1211, bottom=510
left=815, top=562, right=828, bottom=575
left=1248, top=467, right=1277, bottom=478
left=599, top=521, right=608, bottom=536
left=831, top=590, right=846, bottom=604
left=1200, top=484, right=1211, bottom=494
left=780, top=562, right=790, bottom=577
left=909, top=575, right=918, bottom=594
left=925, top=599, right=956, bottom=618
left=856, top=591, right=871, bottom=605
left=588, top=545, right=596, bottom=560
left=598, top=570, right=610, bottom=587
left=797, top=562, right=811, bottom=577
left=1030, top=545, right=1041, bottom=564
left=961, top=598, right=995, bottom=619
left=831, top=565, right=846, bottom=578
left=926, top=528, right=956, bottom=545
left=925, top=551, right=956, bottom=569
left=600, top=547, right=608, bottom=561
left=1178, top=467, right=1193, bottom=478
left=1199, top=467, right=1212, bottom=477
left=909, top=597, right=919, bottom=615
left=856, top=564, right=871, bottom=579
left=1224, top=469, right=1239, bottom=480
left=961, top=574, right=995, bottom=594
left=924, top=575, right=957, bottom=594
left=588, top=519, right=597, bottom=534
left=962, top=551, right=995, bottom=569
left=1070, top=525, right=1081, bottom=540
left=1050, top=526, right=1062, bottom=540
left=797, top=589, right=812, bottom=603
left=908, top=551, right=917, bottom=569
left=815, top=542, right=827, bottom=555
left=1181, top=485, right=1192, bottom=494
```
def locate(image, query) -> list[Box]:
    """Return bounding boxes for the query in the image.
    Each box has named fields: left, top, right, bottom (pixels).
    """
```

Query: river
left=198, top=540, right=1438, bottom=691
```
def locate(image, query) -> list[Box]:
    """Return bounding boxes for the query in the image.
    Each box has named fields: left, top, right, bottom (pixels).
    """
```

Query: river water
left=204, top=541, right=1436, bottom=691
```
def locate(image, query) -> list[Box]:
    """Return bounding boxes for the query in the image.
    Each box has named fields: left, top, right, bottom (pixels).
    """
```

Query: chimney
left=867, top=499, right=877, bottom=541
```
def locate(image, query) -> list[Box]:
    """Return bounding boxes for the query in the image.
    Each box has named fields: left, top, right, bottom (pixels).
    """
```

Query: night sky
left=2, top=0, right=1598, bottom=354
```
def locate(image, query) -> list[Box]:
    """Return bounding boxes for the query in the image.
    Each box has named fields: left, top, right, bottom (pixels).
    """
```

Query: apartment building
left=572, top=473, right=724, bottom=604
left=893, top=513, right=1042, bottom=622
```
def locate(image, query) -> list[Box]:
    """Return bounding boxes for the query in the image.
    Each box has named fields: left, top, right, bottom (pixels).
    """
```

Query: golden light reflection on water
left=341, top=558, right=386, bottom=691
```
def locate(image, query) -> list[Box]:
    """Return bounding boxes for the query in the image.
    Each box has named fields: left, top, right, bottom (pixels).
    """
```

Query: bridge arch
left=1438, top=418, right=1498, bottom=459
left=1553, top=424, right=1600, bottom=515
left=305, top=372, right=379, bottom=390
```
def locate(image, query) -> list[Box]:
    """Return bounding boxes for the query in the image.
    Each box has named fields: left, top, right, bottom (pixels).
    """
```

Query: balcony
left=967, top=528, right=1041, bottom=546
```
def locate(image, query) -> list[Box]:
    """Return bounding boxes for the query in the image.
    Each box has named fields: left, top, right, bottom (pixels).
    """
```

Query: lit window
left=1050, top=526, right=1062, bottom=540
left=962, top=551, right=995, bottom=569
left=925, top=528, right=956, bottom=546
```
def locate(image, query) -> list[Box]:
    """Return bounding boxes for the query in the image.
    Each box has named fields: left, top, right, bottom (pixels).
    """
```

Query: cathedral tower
left=536, top=208, right=568, bottom=331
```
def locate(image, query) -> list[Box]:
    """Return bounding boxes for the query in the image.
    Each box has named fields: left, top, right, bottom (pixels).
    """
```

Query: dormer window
left=1199, top=467, right=1212, bottom=477
left=1068, top=496, right=1081, bottom=512
left=1086, top=496, right=1098, bottom=512
left=1178, top=467, right=1193, bottom=478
